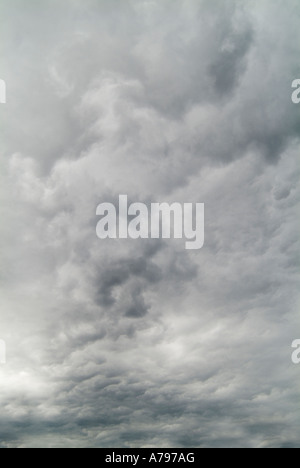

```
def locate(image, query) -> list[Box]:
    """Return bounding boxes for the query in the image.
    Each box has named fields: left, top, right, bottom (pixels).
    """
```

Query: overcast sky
left=0, top=0, right=300, bottom=448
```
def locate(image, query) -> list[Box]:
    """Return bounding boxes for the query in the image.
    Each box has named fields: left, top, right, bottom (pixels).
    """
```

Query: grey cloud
left=0, top=0, right=299, bottom=449
left=209, top=27, right=253, bottom=97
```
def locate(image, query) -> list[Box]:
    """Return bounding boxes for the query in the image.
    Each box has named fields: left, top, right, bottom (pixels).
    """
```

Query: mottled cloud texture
left=0, top=0, right=299, bottom=448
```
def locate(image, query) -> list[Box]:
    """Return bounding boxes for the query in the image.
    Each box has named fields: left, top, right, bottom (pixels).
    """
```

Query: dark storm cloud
left=0, top=0, right=299, bottom=449
left=94, top=251, right=163, bottom=307
left=209, top=27, right=253, bottom=97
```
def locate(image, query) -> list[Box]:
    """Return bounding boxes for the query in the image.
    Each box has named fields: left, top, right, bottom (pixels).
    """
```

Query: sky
left=0, top=0, right=300, bottom=448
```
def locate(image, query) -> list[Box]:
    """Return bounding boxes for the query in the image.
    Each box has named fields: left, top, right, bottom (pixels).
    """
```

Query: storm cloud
left=0, top=0, right=299, bottom=448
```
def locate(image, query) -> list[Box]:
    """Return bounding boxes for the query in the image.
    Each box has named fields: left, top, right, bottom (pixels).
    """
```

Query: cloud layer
left=0, top=0, right=299, bottom=448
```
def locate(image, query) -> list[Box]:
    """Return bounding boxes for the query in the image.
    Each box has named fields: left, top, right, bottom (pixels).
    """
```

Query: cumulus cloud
left=0, top=0, right=299, bottom=448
